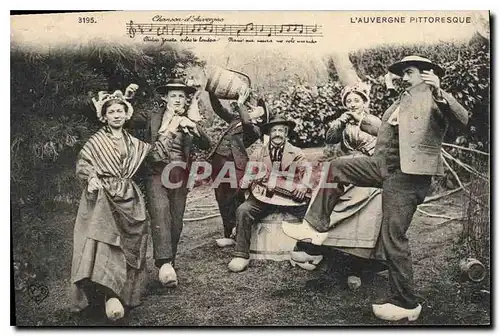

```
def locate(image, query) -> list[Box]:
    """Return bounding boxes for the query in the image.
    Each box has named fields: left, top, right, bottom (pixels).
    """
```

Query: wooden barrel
left=205, top=67, right=251, bottom=100
left=249, top=212, right=300, bottom=261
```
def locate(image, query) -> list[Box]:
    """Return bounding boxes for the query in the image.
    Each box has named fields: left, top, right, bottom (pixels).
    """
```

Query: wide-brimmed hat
left=388, top=55, right=445, bottom=78
left=156, top=78, right=197, bottom=95
left=260, top=115, right=296, bottom=134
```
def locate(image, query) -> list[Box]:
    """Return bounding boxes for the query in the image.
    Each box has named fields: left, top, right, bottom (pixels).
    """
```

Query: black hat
left=155, top=78, right=197, bottom=95
left=260, top=115, right=296, bottom=134
left=388, top=55, right=445, bottom=78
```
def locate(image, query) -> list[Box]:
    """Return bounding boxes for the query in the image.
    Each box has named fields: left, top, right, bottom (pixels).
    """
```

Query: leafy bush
left=269, top=81, right=344, bottom=147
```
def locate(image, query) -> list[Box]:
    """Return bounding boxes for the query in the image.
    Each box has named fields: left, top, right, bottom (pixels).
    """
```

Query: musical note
left=124, top=21, right=322, bottom=38
left=244, top=23, right=254, bottom=32
left=294, top=24, right=304, bottom=33
left=267, top=26, right=273, bottom=37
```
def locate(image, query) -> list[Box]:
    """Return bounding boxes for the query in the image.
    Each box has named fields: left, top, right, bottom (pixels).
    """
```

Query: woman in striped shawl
left=70, top=85, right=153, bottom=321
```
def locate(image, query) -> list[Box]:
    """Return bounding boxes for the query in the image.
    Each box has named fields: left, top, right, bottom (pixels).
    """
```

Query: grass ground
left=14, top=181, right=490, bottom=327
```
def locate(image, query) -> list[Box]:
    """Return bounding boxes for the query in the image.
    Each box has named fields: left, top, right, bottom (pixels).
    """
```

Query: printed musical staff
left=126, top=20, right=323, bottom=38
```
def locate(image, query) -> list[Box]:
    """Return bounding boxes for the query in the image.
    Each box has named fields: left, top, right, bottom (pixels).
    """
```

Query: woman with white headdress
left=70, top=85, right=154, bottom=321
left=326, top=81, right=380, bottom=156
left=288, top=82, right=386, bottom=288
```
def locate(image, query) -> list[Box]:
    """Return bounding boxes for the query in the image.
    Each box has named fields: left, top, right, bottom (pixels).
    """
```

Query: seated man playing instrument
left=228, top=116, right=311, bottom=273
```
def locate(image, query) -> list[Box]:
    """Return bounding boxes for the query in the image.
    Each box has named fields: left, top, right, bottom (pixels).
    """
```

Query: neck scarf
left=269, top=142, right=285, bottom=163
left=158, top=108, right=185, bottom=136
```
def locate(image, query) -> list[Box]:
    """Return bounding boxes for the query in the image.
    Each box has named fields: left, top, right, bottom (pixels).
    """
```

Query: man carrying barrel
left=207, top=87, right=267, bottom=248
left=227, top=116, right=311, bottom=273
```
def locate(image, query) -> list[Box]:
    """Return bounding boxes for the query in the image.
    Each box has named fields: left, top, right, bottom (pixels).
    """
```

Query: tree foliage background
left=11, top=33, right=490, bottom=287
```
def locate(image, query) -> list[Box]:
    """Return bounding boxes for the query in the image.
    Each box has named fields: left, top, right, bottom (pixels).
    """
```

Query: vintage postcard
left=11, top=10, right=491, bottom=326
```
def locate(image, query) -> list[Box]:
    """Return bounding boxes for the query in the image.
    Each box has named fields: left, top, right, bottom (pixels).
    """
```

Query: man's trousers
left=233, top=194, right=309, bottom=259
left=146, top=165, right=188, bottom=268
left=211, top=153, right=246, bottom=239
left=305, top=156, right=431, bottom=309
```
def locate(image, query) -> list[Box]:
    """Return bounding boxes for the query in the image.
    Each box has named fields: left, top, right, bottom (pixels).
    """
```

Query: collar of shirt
left=269, top=142, right=285, bottom=151
left=389, top=83, right=429, bottom=126
left=405, top=82, right=429, bottom=96
left=268, top=142, right=285, bottom=162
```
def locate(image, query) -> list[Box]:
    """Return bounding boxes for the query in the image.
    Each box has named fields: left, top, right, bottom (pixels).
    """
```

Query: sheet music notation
left=126, top=21, right=322, bottom=38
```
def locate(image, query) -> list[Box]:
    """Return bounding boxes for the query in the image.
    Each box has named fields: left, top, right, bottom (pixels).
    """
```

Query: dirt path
left=14, top=182, right=490, bottom=326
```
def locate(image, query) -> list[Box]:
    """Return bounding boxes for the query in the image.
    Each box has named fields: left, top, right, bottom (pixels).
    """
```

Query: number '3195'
left=79, top=17, right=96, bottom=23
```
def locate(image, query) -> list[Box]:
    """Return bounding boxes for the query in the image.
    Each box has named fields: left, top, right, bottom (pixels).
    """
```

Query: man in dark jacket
left=129, top=78, right=210, bottom=288
left=207, top=88, right=266, bottom=248
left=283, top=56, right=469, bottom=321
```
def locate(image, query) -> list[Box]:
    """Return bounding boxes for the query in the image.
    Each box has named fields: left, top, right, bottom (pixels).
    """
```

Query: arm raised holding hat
left=389, top=56, right=469, bottom=127
left=422, top=69, right=469, bottom=127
